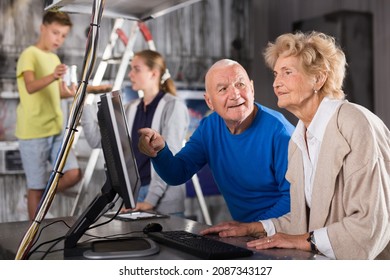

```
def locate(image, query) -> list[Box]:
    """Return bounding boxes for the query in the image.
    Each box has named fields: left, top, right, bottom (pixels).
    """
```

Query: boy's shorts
left=18, top=134, right=79, bottom=190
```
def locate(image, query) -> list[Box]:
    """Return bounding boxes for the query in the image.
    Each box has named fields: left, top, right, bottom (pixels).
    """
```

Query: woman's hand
left=247, top=232, right=311, bottom=251
left=133, top=201, right=154, bottom=212
left=120, top=201, right=154, bottom=213
left=200, top=221, right=265, bottom=238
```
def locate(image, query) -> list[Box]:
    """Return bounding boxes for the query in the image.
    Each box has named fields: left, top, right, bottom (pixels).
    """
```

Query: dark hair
left=42, top=11, right=73, bottom=28
left=133, top=49, right=176, bottom=95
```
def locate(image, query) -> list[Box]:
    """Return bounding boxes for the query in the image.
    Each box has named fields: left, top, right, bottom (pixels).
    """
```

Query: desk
left=0, top=215, right=324, bottom=260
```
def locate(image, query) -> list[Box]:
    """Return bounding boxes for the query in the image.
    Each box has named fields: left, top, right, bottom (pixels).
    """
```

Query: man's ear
left=204, top=92, right=214, bottom=111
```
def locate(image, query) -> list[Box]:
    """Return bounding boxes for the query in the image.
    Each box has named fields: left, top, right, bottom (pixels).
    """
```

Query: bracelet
left=306, top=231, right=320, bottom=254
left=252, top=222, right=267, bottom=238
left=253, top=229, right=267, bottom=238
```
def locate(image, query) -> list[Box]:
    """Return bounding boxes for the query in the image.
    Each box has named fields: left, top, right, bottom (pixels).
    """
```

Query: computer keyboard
left=147, top=230, right=253, bottom=259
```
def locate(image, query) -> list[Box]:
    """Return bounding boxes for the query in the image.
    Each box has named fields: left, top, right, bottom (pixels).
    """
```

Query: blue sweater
left=152, top=103, right=295, bottom=222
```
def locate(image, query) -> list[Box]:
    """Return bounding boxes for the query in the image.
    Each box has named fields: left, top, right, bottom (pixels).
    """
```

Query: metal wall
left=251, top=0, right=390, bottom=127
left=0, top=0, right=389, bottom=222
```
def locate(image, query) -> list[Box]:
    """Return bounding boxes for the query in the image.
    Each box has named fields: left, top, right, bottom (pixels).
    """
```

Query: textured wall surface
left=1, top=0, right=389, bottom=223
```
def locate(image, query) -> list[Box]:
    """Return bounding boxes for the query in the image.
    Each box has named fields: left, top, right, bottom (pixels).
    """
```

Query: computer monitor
left=97, top=90, right=141, bottom=208
left=64, top=91, right=159, bottom=258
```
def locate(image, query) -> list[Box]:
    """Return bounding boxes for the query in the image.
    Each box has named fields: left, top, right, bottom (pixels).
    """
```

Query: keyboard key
left=147, top=230, right=253, bottom=259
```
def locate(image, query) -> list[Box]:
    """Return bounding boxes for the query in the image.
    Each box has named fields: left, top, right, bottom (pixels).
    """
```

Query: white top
left=261, top=97, right=343, bottom=259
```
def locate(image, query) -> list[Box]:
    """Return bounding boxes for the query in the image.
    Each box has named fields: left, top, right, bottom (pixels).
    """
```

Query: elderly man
left=138, top=59, right=294, bottom=222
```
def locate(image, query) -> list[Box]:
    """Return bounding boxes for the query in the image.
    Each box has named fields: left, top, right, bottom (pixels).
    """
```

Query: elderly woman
left=201, top=31, right=390, bottom=260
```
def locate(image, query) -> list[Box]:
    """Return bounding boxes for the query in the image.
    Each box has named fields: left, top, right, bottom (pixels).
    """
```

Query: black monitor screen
left=64, top=91, right=141, bottom=253
left=98, top=91, right=141, bottom=208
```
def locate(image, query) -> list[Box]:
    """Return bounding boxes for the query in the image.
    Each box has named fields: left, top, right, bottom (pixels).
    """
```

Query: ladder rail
left=71, top=20, right=212, bottom=225
left=92, top=18, right=125, bottom=86
left=112, top=22, right=139, bottom=91
left=71, top=20, right=139, bottom=216
left=72, top=18, right=126, bottom=147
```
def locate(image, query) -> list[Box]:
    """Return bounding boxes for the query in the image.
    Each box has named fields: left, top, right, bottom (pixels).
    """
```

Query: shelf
left=45, top=0, right=202, bottom=21
left=0, top=91, right=19, bottom=99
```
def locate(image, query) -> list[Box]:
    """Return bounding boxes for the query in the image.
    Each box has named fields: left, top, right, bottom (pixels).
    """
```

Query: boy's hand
left=53, top=64, right=67, bottom=80
left=59, top=81, right=77, bottom=98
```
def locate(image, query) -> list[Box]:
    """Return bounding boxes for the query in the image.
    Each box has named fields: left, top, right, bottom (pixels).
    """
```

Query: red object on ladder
left=116, top=28, right=128, bottom=45
left=138, top=21, right=156, bottom=50
left=116, top=21, right=156, bottom=51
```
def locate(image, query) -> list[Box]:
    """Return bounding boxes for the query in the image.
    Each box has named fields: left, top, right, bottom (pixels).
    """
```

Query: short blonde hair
left=263, top=31, right=346, bottom=99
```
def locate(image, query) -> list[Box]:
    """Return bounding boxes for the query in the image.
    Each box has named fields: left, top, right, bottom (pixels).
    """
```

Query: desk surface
left=0, top=215, right=323, bottom=260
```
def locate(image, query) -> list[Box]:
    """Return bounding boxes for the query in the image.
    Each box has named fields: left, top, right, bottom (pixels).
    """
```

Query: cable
left=40, top=237, right=65, bottom=260
left=15, top=0, right=106, bottom=260
left=79, top=230, right=144, bottom=245
left=26, top=203, right=146, bottom=259
left=26, top=219, right=71, bottom=259
left=86, top=197, right=123, bottom=230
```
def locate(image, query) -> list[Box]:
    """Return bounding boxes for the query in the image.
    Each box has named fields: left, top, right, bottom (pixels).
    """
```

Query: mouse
left=143, top=222, right=163, bottom=234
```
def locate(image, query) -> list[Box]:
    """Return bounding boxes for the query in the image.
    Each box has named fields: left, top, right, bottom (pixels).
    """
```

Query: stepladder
left=71, top=18, right=212, bottom=225
left=70, top=18, right=144, bottom=216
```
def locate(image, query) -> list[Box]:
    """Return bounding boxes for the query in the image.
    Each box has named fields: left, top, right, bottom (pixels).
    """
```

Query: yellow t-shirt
left=15, top=46, right=63, bottom=139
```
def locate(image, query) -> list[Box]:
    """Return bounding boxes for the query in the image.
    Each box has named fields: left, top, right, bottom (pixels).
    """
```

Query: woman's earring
left=314, top=89, right=318, bottom=94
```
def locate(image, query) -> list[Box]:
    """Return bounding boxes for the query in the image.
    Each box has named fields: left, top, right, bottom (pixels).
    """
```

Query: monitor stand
left=63, top=175, right=159, bottom=259
left=82, top=237, right=159, bottom=259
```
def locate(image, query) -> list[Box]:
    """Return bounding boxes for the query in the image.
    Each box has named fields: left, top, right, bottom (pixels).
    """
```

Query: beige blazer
left=271, top=101, right=390, bottom=259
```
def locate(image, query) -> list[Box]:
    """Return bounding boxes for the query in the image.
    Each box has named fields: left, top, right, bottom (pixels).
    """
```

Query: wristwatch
left=307, top=231, right=320, bottom=254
